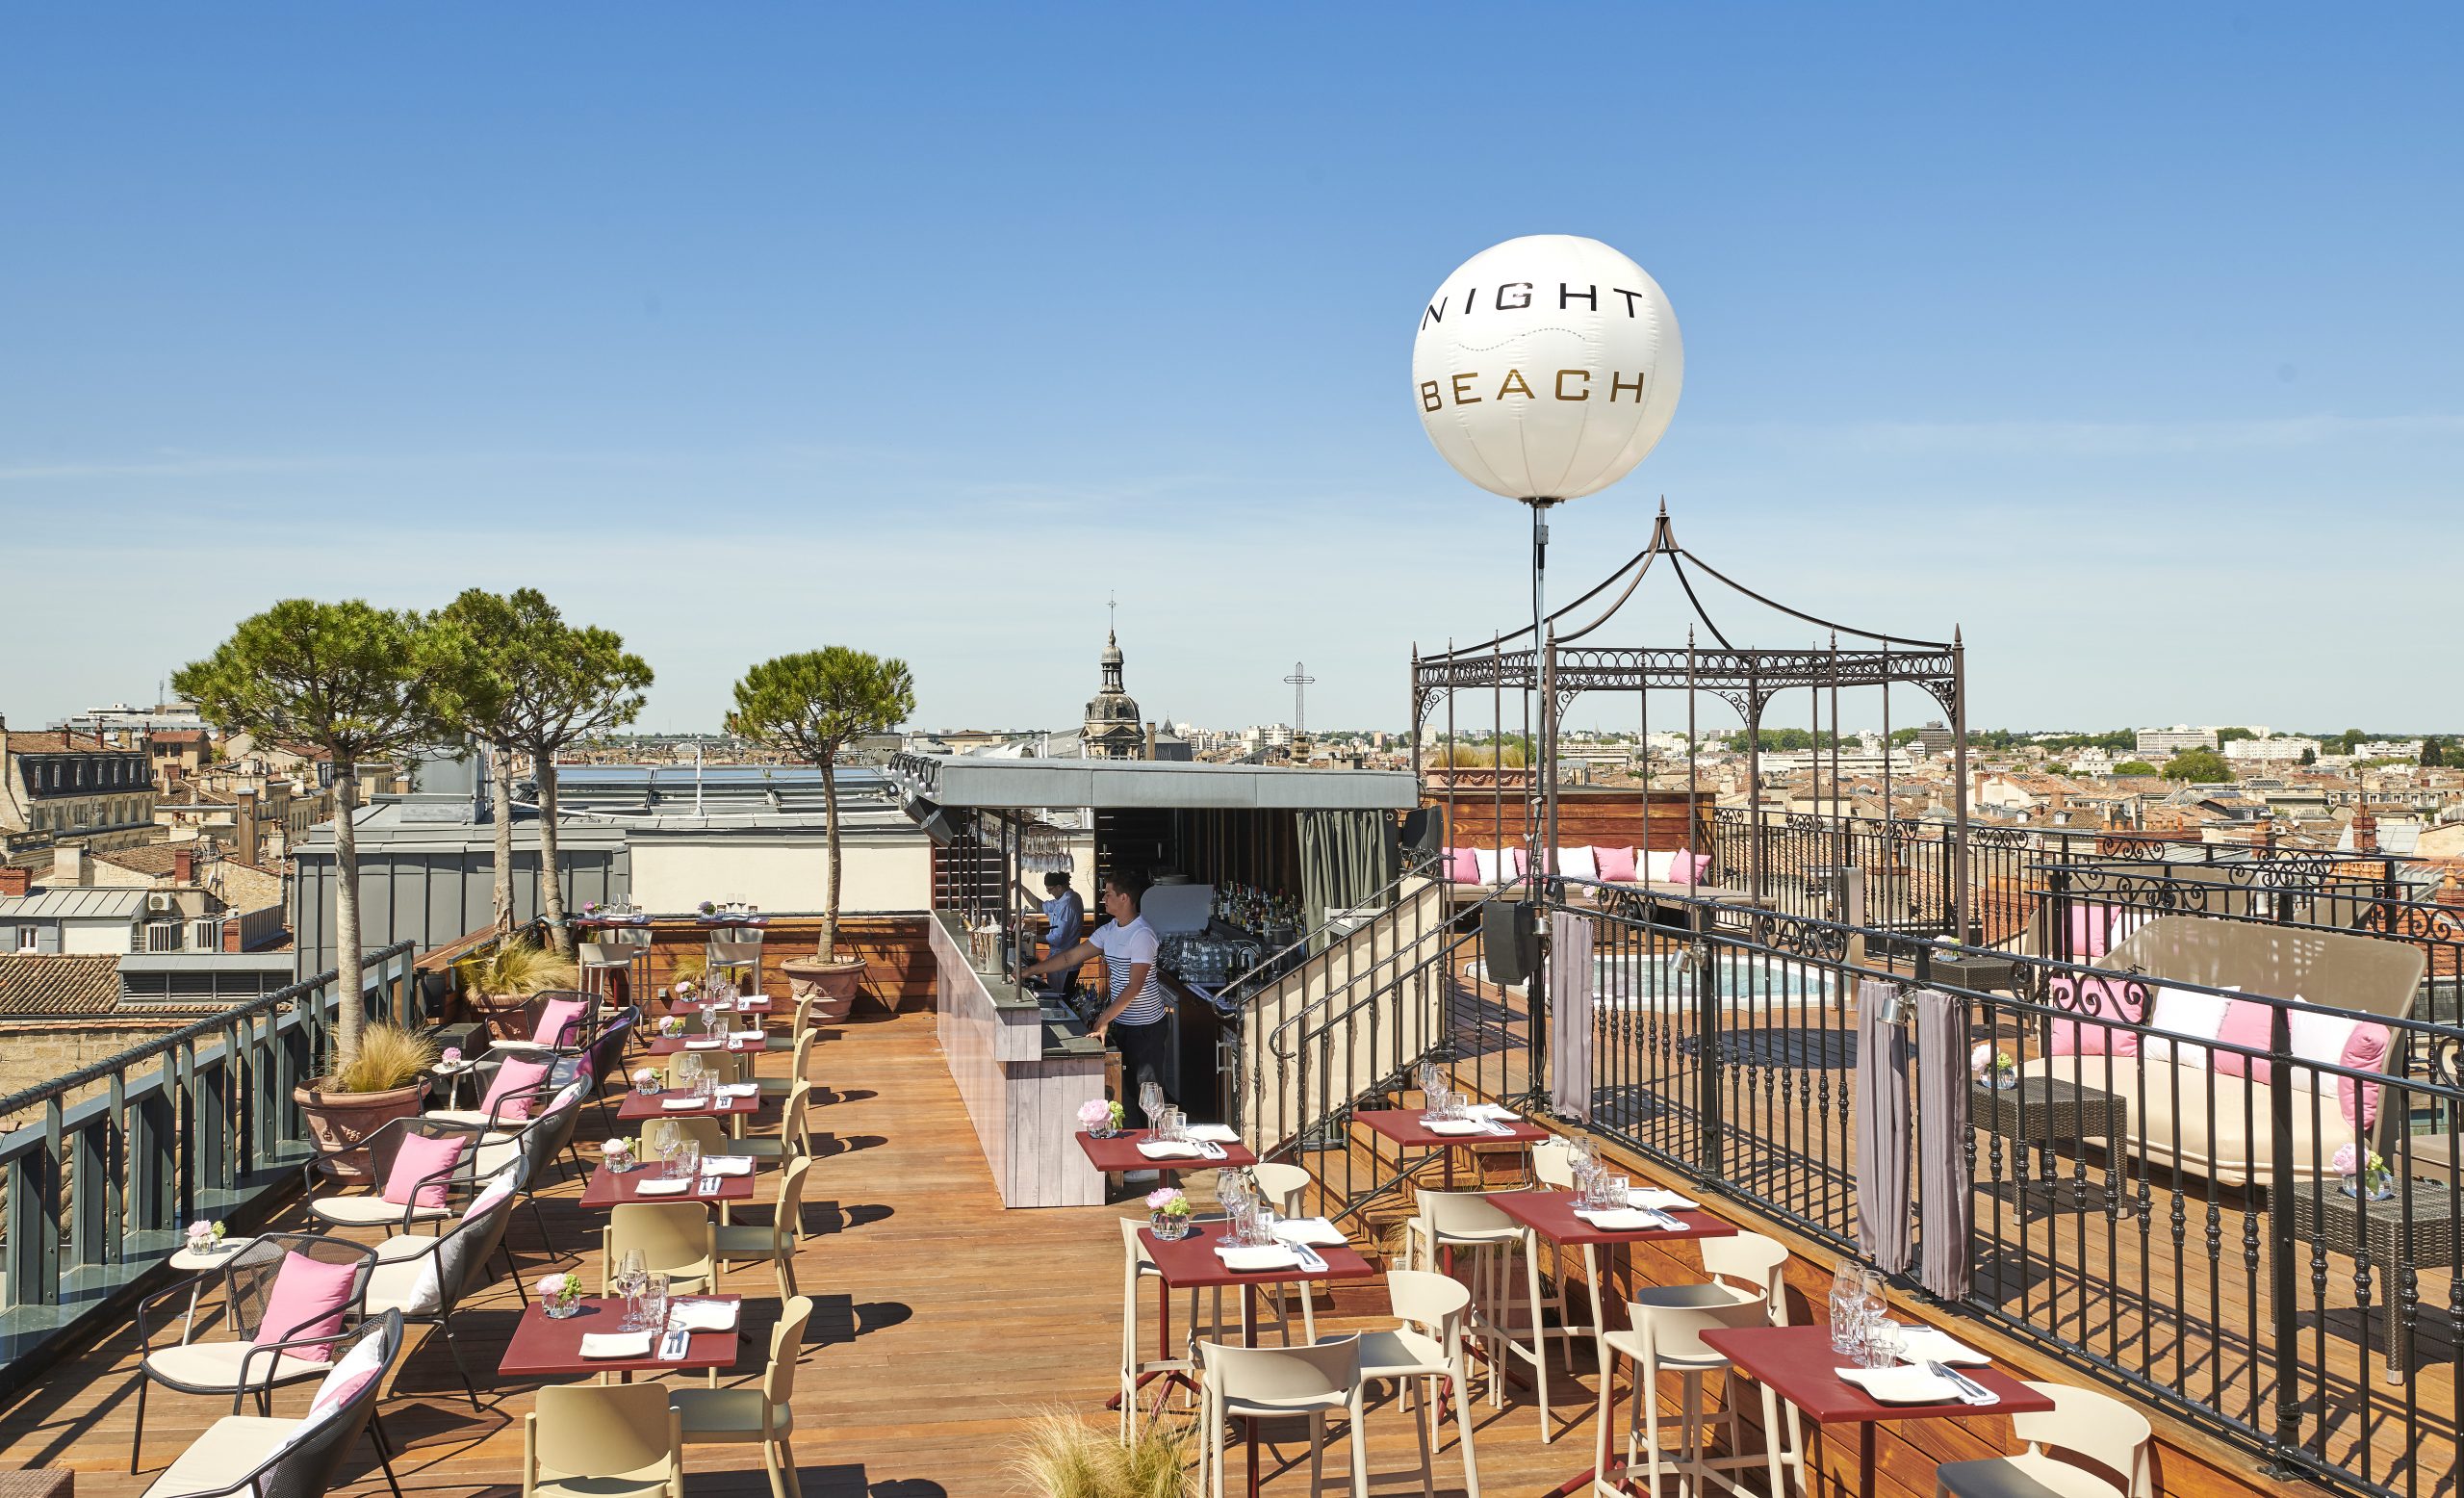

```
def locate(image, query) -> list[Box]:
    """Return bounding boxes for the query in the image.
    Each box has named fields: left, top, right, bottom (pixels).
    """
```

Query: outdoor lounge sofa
left=2016, top=914, right=2426, bottom=1189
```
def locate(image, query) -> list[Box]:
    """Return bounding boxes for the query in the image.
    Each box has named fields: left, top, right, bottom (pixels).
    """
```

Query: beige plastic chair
left=671, top=1294, right=811, bottom=1498
left=1116, top=1216, right=1205, bottom=1441
left=1593, top=1291, right=1779, bottom=1498
left=525, top=1382, right=682, bottom=1498
left=717, top=1155, right=809, bottom=1300
left=663, top=1049, right=750, bottom=1088
left=1198, top=1335, right=1370, bottom=1498
left=577, top=943, right=635, bottom=1002
left=758, top=1029, right=816, bottom=1100
left=1520, top=1142, right=1597, bottom=1356
left=1933, top=1382, right=2154, bottom=1498
left=727, top=1081, right=812, bottom=1163
left=1530, top=1139, right=1578, bottom=1189
left=1334, top=1270, right=1480, bottom=1498
left=706, top=938, right=763, bottom=996
left=1250, top=1162, right=1321, bottom=1343
left=1630, top=1231, right=1793, bottom=1326
left=1403, top=1189, right=1561, bottom=1438
left=600, top=1202, right=715, bottom=1296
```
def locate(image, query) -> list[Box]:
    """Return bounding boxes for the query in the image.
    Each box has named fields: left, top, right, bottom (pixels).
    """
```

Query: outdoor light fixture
left=903, top=794, right=961, bottom=847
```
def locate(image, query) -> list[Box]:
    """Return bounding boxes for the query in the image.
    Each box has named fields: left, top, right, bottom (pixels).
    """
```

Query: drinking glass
left=1226, top=1201, right=1256, bottom=1247
left=642, top=1272, right=670, bottom=1336
left=1602, top=1174, right=1630, bottom=1209
left=1140, top=1080, right=1165, bottom=1127
left=1418, top=1060, right=1443, bottom=1098
left=1424, top=1084, right=1451, bottom=1123
left=1829, top=1285, right=1861, bottom=1354
left=1861, top=1269, right=1887, bottom=1325
left=1861, top=1319, right=1905, bottom=1371
left=1254, top=1206, right=1279, bottom=1249
left=676, top=1139, right=702, bottom=1181
left=617, top=1249, right=648, bottom=1329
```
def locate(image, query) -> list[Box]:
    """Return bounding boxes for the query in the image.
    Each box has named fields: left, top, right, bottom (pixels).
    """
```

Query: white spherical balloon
left=1412, top=235, right=1683, bottom=501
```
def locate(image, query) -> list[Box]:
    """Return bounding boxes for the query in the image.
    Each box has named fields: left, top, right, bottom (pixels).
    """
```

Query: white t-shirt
left=1090, top=916, right=1169, bottom=1026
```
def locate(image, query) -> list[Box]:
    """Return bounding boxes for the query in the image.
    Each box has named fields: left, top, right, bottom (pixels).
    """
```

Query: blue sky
left=4, top=6, right=2457, bottom=736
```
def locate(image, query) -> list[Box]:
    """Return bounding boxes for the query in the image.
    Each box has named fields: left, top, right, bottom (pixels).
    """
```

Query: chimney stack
left=2353, top=811, right=2379, bottom=854
left=52, top=845, right=84, bottom=886
left=174, top=847, right=196, bottom=885
left=236, top=788, right=261, bottom=865
left=0, top=866, right=29, bottom=898
left=1144, top=722, right=1158, bottom=761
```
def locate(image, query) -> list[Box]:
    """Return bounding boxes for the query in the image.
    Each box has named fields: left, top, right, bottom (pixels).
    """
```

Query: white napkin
left=684, top=1038, right=727, bottom=1050
left=659, top=1096, right=704, bottom=1110
left=716, top=1082, right=759, bottom=1099
left=1465, top=1103, right=1518, bottom=1122
left=1137, top=1139, right=1204, bottom=1159
left=1633, top=1188, right=1699, bottom=1212
left=1835, top=1364, right=1964, bottom=1405
left=1424, top=1119, right=1485, bottom=1136
left=1572, top=1206, right=1665, bottom=1231
left=1270, top=1217, right=1347, bottom=1247
left=1894, top=1326, right=1990, bottom=1366
left=1214, top=1243, right=1302, bottom=1272
left=700, top=1155, right=755, bottom=1176
left=1185, top=1124, right=1241, bottom=1144
left=580, top=1331, right=654, bottom=1359
left=731, top=1028, right=766, bottom=1044
left=633, top=1177, right=691, bottom=1196
left=665, top=1299, right=739, bottom=1332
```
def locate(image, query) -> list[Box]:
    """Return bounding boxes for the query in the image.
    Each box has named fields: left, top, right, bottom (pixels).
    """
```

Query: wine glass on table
left=1139, top=1079, right=1165, bottom=1132
left=616, top=1249, right=648, bottom=1330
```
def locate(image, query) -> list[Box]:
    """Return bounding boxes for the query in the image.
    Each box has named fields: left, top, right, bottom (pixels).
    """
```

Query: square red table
left=1076, top=1129, right=1258, bottom=1181
left=578, top=1163, right=757, bottom=1208
left=616, top=1088, right=764, bottom=1124
left=642, top=1035, right=766, bottom=1058
left=1701, top=1323, right=2054, bottom=1497
left=498, top=1295, right=744, bottom=1382
left=1352, top=1107, right=1550, bottom=1187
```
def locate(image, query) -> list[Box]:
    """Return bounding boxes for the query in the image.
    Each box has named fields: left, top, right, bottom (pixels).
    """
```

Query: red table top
left=1351, top=1108, right=1553, bottom=1149
left=1138, top=1217, right=1377, bottom=1291
left=498, top=1296, right=743, bottom=1379
left=1076, top=1130, right=1258, bottom=1173
left=578, top=1164, right=758, bottom=1207
left=616, top=1088, right=763, bottom=1123
left=1485, top=1189, right=1740, bottom=1248
left=642, top=1035, right=766, bottom=1057
left=1701, top=1324, right=2054, bottom=1426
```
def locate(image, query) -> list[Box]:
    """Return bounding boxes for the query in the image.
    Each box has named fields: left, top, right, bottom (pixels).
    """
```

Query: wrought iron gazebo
left=1410, top=504, right=1978, bottom=942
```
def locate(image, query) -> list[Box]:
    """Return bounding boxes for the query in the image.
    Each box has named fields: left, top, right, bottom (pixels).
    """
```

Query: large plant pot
left=295, top=1076, right=430, bottom=1180
left=782, top=955, right=869, bottom=1016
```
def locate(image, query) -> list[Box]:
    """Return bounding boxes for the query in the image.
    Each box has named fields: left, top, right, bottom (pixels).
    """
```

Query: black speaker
left=1480, top=900, right=1540, bottom=987
left=1400, top=806, right=1446, bottom=862
left=904, top=794, right=962, bottom=847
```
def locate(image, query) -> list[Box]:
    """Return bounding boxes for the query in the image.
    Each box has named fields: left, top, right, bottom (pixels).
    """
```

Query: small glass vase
left=2340, top=1174, right=2397, bottom=1202
left=544, top=1297, right=582, bottom=1319
left=1086, top=1123, right=1116, bottom=1140
left=1989, top=1071, right=2020, bottom=1092
left=1150, top=1210, right=1194, bottom=1241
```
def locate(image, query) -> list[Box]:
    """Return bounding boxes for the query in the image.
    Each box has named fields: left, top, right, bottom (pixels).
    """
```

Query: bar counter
left=929, top=912, right=1109, bottom=1207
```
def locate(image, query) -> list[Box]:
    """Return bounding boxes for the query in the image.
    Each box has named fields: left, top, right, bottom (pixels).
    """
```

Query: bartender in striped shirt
left=1020, top=867, right=1171, bottom=1127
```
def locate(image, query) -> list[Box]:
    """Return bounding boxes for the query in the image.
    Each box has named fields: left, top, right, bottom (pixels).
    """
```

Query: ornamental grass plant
left=325, top=1022, right=440, bottom=1095
left=1007, top=1408, right=1192, bottom=1498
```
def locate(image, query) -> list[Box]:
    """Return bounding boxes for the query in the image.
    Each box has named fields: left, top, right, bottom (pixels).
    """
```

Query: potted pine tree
left=726, top=649, right=915, bottom=1012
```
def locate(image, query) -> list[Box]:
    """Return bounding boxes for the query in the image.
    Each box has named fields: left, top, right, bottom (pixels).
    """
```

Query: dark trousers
left=1113, top=1019, right=1172, bottom=1129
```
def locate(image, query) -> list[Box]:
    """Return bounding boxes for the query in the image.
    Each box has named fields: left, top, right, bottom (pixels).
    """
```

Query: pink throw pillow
left=2044, top=974, right=2144, bottom=1057
left=1668, top=846, right=1710, bottom=886
left=2065, top=904, right=2111, bottom=961
left=2211, top=999, right=2275, bottom=1081
left=255, top=1252, right=359, bottom=1362
left=2340, top=1022, right=2390, bottom=1128
left=480, top=1058, right=552, bottom=1124
left=1593, top=845, right=1637, bottom=882
left=381, top=1132, right=470, bottom=1208
left=532, top=997, right=589, bottom=1047
left=1443, top=847, right=1479, bottom=884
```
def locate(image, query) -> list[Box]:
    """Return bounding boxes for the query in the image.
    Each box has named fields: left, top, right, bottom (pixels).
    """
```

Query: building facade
left=0, top=719, right=160, bottom=850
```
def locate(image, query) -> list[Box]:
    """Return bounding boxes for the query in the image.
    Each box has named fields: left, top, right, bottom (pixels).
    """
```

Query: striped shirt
left=1091, top=916, right=1169, bottom=1026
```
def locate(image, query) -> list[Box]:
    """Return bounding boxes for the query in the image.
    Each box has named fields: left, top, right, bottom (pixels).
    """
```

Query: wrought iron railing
left=0, top=941, right=418, bottom=1393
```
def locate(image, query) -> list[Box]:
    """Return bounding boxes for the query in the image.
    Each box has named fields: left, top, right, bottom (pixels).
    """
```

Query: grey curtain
left=1297, top=811, right=1399, bottom=952
left=1548, top=910, right=1596, bottom=1122
left=1914, top=988, right=1974, bottom=1300
left=1853, top=977, right=1913, bottom=1273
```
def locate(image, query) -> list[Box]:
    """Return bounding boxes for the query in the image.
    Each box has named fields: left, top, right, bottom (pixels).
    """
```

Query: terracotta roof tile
left=0, top=955, right=121, bottom=1016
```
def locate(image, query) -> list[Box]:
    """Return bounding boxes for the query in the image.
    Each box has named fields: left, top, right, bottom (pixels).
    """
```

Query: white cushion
left=2142, top=985, right=2236, bottom=1069
left=142, top=1341, right=329, bottom=1392
left=309, top=1330, right=389, bottom=1414
left=1555, top=846, right=1598, bottom=881
left=466, top=1162, right=522, bottom=1221
left=2286, top=997, right=2356, bottom=1094
left=1642, top=849, right=1679, bottom=883
left=139, top=1414, right=296, bottom=1498
left=309, top=1195, right=446, bottom=1227
left=364, top=1246, right=443, bottom=1316
left=1470, top=847, right=1510, bottom=885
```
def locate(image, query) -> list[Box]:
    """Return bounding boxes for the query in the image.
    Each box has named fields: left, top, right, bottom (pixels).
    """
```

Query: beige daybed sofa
left=2016, top=915, right=2425, bottom=1189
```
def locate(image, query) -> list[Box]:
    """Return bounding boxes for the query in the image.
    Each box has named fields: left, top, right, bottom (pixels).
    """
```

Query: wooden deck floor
left=0, top=989, right=2358, bottom=1498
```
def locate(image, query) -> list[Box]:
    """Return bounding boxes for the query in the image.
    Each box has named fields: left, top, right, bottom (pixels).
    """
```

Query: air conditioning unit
left=146, top=892, right=175, bottom=914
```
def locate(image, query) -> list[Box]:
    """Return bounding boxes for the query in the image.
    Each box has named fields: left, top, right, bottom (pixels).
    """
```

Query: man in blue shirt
left=1034, top=871, right=1085, bottom=999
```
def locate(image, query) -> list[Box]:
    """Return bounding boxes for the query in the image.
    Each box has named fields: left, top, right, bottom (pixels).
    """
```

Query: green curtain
left=1297, top=810, right=1399, bottom=952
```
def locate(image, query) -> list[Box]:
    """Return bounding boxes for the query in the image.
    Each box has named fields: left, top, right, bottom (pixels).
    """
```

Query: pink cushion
left=1592, top=845, right=1637, bottom=882
left=255, top=1252, right=359, bottom=1361
left=1668, top=846, right=1710, bottom=887
left=532, top=997, right=589, bottom=1047
left=2044, top=974, right=2144, bottom=1057
left=1442, top=847, right=1480, bottom=884
left=381, top=1132, right=469, bottom=1208
left=480, top=1058, right=552, bottom=1123
left=2211, top=999, right=2275, bottom=1081
left=2065, top=904, right=2111, bottom=961
left=2340, top=1022, right=2390, bottom=1128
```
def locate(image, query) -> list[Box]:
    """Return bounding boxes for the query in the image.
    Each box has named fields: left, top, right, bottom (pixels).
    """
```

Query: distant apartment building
left=2135, top=725, right=2218, bottom=756
left=2223, top=736, right=2323, bottom=763
left=145, top=728, right=210, bottom=789
left=1913, top=721, right=1957, bottom=757
left=0, top=717, right=160, bottom=854
left=2356, top=739, right=2426, bottom=762
left=1245, top=724, right=1296, bottom=750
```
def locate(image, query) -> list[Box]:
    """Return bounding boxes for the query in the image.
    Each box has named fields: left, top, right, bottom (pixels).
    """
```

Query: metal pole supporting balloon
left=1527, top=496, right=1555, bottom=1108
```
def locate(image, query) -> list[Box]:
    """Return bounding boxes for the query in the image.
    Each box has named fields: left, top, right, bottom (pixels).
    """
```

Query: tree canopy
left=726, top=648, right=915, bottom=765
left=2112, top=760, right=2160, bottom=777
left=2162, top=747, right=2233, bottom=783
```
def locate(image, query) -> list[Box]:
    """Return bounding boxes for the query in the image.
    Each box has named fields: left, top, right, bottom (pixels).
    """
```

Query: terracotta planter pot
left=295, top=1076, right=430, bottom=1180
left=781, top=955, right=869, bottom=1011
